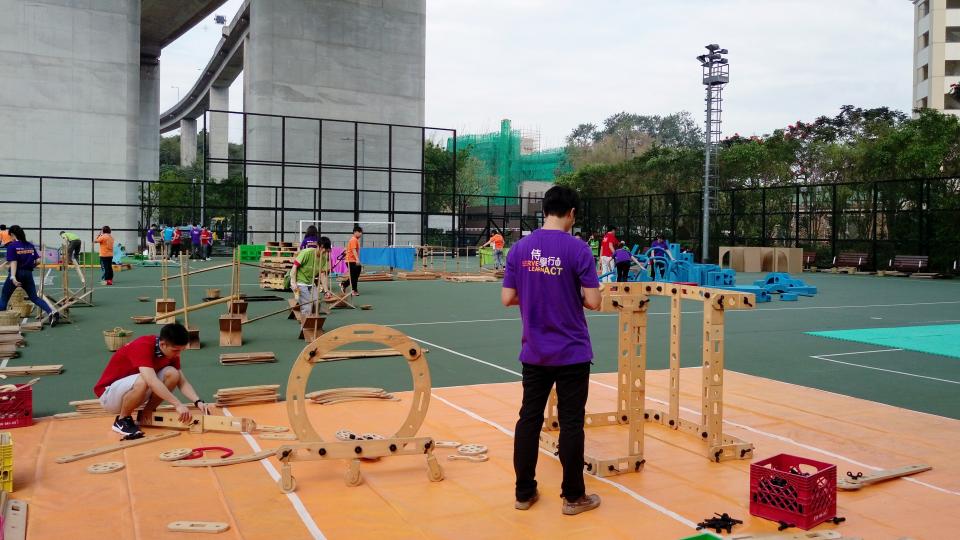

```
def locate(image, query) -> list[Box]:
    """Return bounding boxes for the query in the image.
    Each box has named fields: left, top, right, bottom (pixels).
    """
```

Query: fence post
left=760, top=187, right=767, bottom=246
left=830, top=183, right=838, bottom=259
left=871, top=182, right=878, bottom=271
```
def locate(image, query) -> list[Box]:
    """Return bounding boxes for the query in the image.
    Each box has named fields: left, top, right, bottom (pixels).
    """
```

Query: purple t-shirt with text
left=5, top=241, right=39, bottom=271
left=503, top=229, right=600, bottom=366
left=190, top=227, right=201, bottom=244
left=614, top=248, right=632, bottom=264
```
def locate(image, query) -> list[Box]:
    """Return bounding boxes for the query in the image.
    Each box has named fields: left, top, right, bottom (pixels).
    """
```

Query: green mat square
left=806, top=324, right=960, bottom=359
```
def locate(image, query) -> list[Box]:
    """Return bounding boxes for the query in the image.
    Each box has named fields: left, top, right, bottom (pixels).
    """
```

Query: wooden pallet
left=358, top=273, right=394, bottom=282
left=214, top=384, right=280, bottom=407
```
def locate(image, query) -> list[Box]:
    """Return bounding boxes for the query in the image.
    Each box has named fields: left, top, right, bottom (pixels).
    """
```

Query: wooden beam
left=55, top=431, right=180, bottom=463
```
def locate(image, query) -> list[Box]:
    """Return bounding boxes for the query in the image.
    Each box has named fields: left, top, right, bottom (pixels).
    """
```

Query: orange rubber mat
left=10, top=369, right=959, bottom=539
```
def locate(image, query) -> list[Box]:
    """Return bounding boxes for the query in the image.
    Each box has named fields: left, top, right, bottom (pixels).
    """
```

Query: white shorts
left=98, top=366, right=177, bottom=414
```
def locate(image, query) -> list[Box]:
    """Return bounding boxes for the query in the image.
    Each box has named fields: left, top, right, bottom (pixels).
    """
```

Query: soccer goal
left=298, top=220, right=397, bottom=247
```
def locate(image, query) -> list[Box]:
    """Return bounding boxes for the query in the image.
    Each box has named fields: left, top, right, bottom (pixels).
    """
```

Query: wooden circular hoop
left=286, top=324, right=431, bottom=443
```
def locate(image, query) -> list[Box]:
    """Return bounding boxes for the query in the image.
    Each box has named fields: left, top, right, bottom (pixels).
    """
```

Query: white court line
left=221, top=408, right=327, bottom=540
left=430, top=393, right=700, bottom=530
left=816, top=349, right=903, bottom=357
left=809, top=355, right=960, bottom=385
left=416, top=336, right=960, bottom=498
left=388, top=299, right=960, bottom=328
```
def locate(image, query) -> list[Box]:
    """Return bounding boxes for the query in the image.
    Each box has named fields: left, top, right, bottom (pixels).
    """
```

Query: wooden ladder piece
left=0, top=365, right=63, bottom=376
left=3, top=499, right=27, bottom=540
left=171, top=449, right=276, bottom=468
left=167, top=521, right=229, bottom=534
left=55, top=431, right=180, bottom=463
left=139, top=411, right=256, bottom=434
left=837, top=464, right=932, bottom=490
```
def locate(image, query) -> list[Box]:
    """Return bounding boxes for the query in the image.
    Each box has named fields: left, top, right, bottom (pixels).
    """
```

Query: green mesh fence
left=449, top=119, right=570, bottom=199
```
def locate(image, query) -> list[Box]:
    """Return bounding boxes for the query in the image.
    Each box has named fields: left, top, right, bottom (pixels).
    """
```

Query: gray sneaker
left=514, top=490, right=539, bottom=510
left=562, top=493, right=601, bottom=515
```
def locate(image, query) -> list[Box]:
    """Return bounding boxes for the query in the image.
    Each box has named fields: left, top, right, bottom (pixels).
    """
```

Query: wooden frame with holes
left=276, top=324, right=443, bottom=491
left=540, top=283, right=755, bottom=477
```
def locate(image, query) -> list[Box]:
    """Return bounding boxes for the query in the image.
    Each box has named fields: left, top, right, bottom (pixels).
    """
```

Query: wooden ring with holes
left=286, top=324, right=430, bottom=444
left=158, top=448, right=194, bottom=462
left=457, top=444, right=488, bottom=456
left=87, top=461, right=125, bottom=474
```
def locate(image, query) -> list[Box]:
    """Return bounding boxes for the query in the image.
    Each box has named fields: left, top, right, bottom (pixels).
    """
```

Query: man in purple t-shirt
left=190, top=225, right=202, bottom=259
left=502, top=185, right=602, bottom=516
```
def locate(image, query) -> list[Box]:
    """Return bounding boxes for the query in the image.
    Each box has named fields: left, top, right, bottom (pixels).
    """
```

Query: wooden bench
left=831, top=252, right=870, bottom=274
left=803, top=251, right=817, bottom=270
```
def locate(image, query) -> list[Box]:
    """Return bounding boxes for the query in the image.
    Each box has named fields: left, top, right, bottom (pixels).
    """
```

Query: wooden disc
left=335, top=429, right=359, bottom=441
left=131, top=316, right=154, bottom=324
left=136, top=296, right=149, bottom=302
left=87, top=461, right=125, bottom=474
left=457, top=444, right=488, bottom=456
left=158, top=448, right=194, bottom=462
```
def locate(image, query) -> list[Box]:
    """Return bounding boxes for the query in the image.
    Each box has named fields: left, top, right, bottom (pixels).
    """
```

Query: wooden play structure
left=155, top=245, right=176, bottom=324
left=539, top=282, right=756, bottom=478
left=275, top=324, right=444, bottom=492
left=719, top=246, right=802, bottom=274
left=36, top=241, right=94, bottom=325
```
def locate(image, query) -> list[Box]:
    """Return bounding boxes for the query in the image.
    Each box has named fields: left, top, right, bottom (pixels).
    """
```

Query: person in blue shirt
left=0, top=226, right=57, bottom=325
left=161, top=225, right=174, bottom=259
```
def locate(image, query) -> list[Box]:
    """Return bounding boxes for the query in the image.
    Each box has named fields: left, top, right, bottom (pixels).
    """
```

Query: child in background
left=613, top=242, right=641, bottom=282
left=94, top=226, right=115, bottom=285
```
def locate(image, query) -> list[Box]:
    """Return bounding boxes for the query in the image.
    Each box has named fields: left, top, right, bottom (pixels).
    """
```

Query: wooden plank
left=3, top=499, right=27, bottom=540
left=837, top=464, right=931, bottom=490
left=0, top=365, right=63, bottom=376
left=55, top=431, right=180, bottom=463
left=171, top=449, right=276, bottom=467
left=167, top=521, right=229, bottom=534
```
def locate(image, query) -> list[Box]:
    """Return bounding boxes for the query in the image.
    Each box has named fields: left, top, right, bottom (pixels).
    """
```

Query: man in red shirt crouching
left=93, top=323, right=212, bottom=439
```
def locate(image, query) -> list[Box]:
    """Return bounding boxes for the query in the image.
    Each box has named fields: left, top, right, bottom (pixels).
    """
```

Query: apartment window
left=947, top=61, right=960, bottom=76
left=917, top=97, right=928, bottom=109
left=919, top=64, right=929, bottom=81
left=945, top=93, right=960, bottom=110
left=948, top=0, right=960, bottom=9
left=919, top=1, right=929, bottom=17
left=948, top=26, right=960, bottom=42
left=920, top=31, right=930, bottom=49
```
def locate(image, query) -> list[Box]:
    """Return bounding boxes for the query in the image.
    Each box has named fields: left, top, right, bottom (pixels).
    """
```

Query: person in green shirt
left=291, top=243, right=320, bottom=317
left=59, top=230, right=82, bottom=265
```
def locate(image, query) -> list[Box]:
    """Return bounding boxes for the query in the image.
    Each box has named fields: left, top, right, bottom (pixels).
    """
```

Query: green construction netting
left=448, top=119, right=570, bottom=198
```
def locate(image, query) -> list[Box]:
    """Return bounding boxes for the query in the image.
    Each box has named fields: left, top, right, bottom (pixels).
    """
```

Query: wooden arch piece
left=285, top=324, right=431, bottom=444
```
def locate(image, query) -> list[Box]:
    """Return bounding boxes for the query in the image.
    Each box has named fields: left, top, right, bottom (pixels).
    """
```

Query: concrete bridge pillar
left=209, top=86, right=229, bottom=180
left=180, top=118, right=197, bottom=167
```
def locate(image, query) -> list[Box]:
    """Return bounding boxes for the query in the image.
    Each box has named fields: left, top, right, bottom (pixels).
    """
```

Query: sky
left=159, top=0, right=914, bottom=148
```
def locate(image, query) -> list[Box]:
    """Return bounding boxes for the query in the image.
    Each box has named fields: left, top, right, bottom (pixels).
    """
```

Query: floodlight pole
left=699, top=44, right=729, bottom=263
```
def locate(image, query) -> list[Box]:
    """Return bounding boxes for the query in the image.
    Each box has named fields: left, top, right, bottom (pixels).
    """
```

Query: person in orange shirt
left=0, top=225, right=10, bottom=247
left=94, top=226, right=115, bottom=285
left=339, top=226, right=363, bottom=296
left=481, top=230, right=506, bottom=270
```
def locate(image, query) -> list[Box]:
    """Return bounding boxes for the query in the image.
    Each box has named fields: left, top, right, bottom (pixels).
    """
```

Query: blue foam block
left=780, top=293, right=798, bottom=301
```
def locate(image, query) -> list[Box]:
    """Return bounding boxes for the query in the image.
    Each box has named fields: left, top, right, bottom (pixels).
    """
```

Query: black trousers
left=342, top=262, right=361, bottom=293
left=66, top=239, right=81, bottom=264
left=514, top=361, right=590, bottom=502
left=616, top=261, right=631, bottom=282
left=99, top=256, right=114, bottom=281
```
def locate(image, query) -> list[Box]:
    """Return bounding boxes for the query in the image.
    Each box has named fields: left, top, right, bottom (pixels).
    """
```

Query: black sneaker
left=50, top=313, right=60, bottom=328
left=112, top=415, right=144, bottom=439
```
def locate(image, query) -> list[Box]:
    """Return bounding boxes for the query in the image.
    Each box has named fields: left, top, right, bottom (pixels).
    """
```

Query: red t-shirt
left=93, top=335, right=181, bottom=397
left=600, top=232, right=618, bottom=257
left=200, top=230, right=212, bottom=245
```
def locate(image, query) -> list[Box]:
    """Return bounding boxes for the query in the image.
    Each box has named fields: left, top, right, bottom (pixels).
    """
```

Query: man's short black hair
left=159, top=323, right=190, bottom=346
left=542, top=185, right=580, bottom=218
left=353, top=225, right=363, bottom=233
left=606, top=224, right=616, bottom=232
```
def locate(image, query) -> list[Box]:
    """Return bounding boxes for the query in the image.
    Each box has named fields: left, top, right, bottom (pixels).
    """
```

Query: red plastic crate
left=750, top=453, right=836, bottom=530
left=0, top=385, right=33, bottom=429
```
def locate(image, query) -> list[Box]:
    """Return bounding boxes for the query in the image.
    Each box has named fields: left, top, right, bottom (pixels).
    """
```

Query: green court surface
left=13, top=262, right=960, bottom=420
left=807, top=323, right=960, bottom=359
